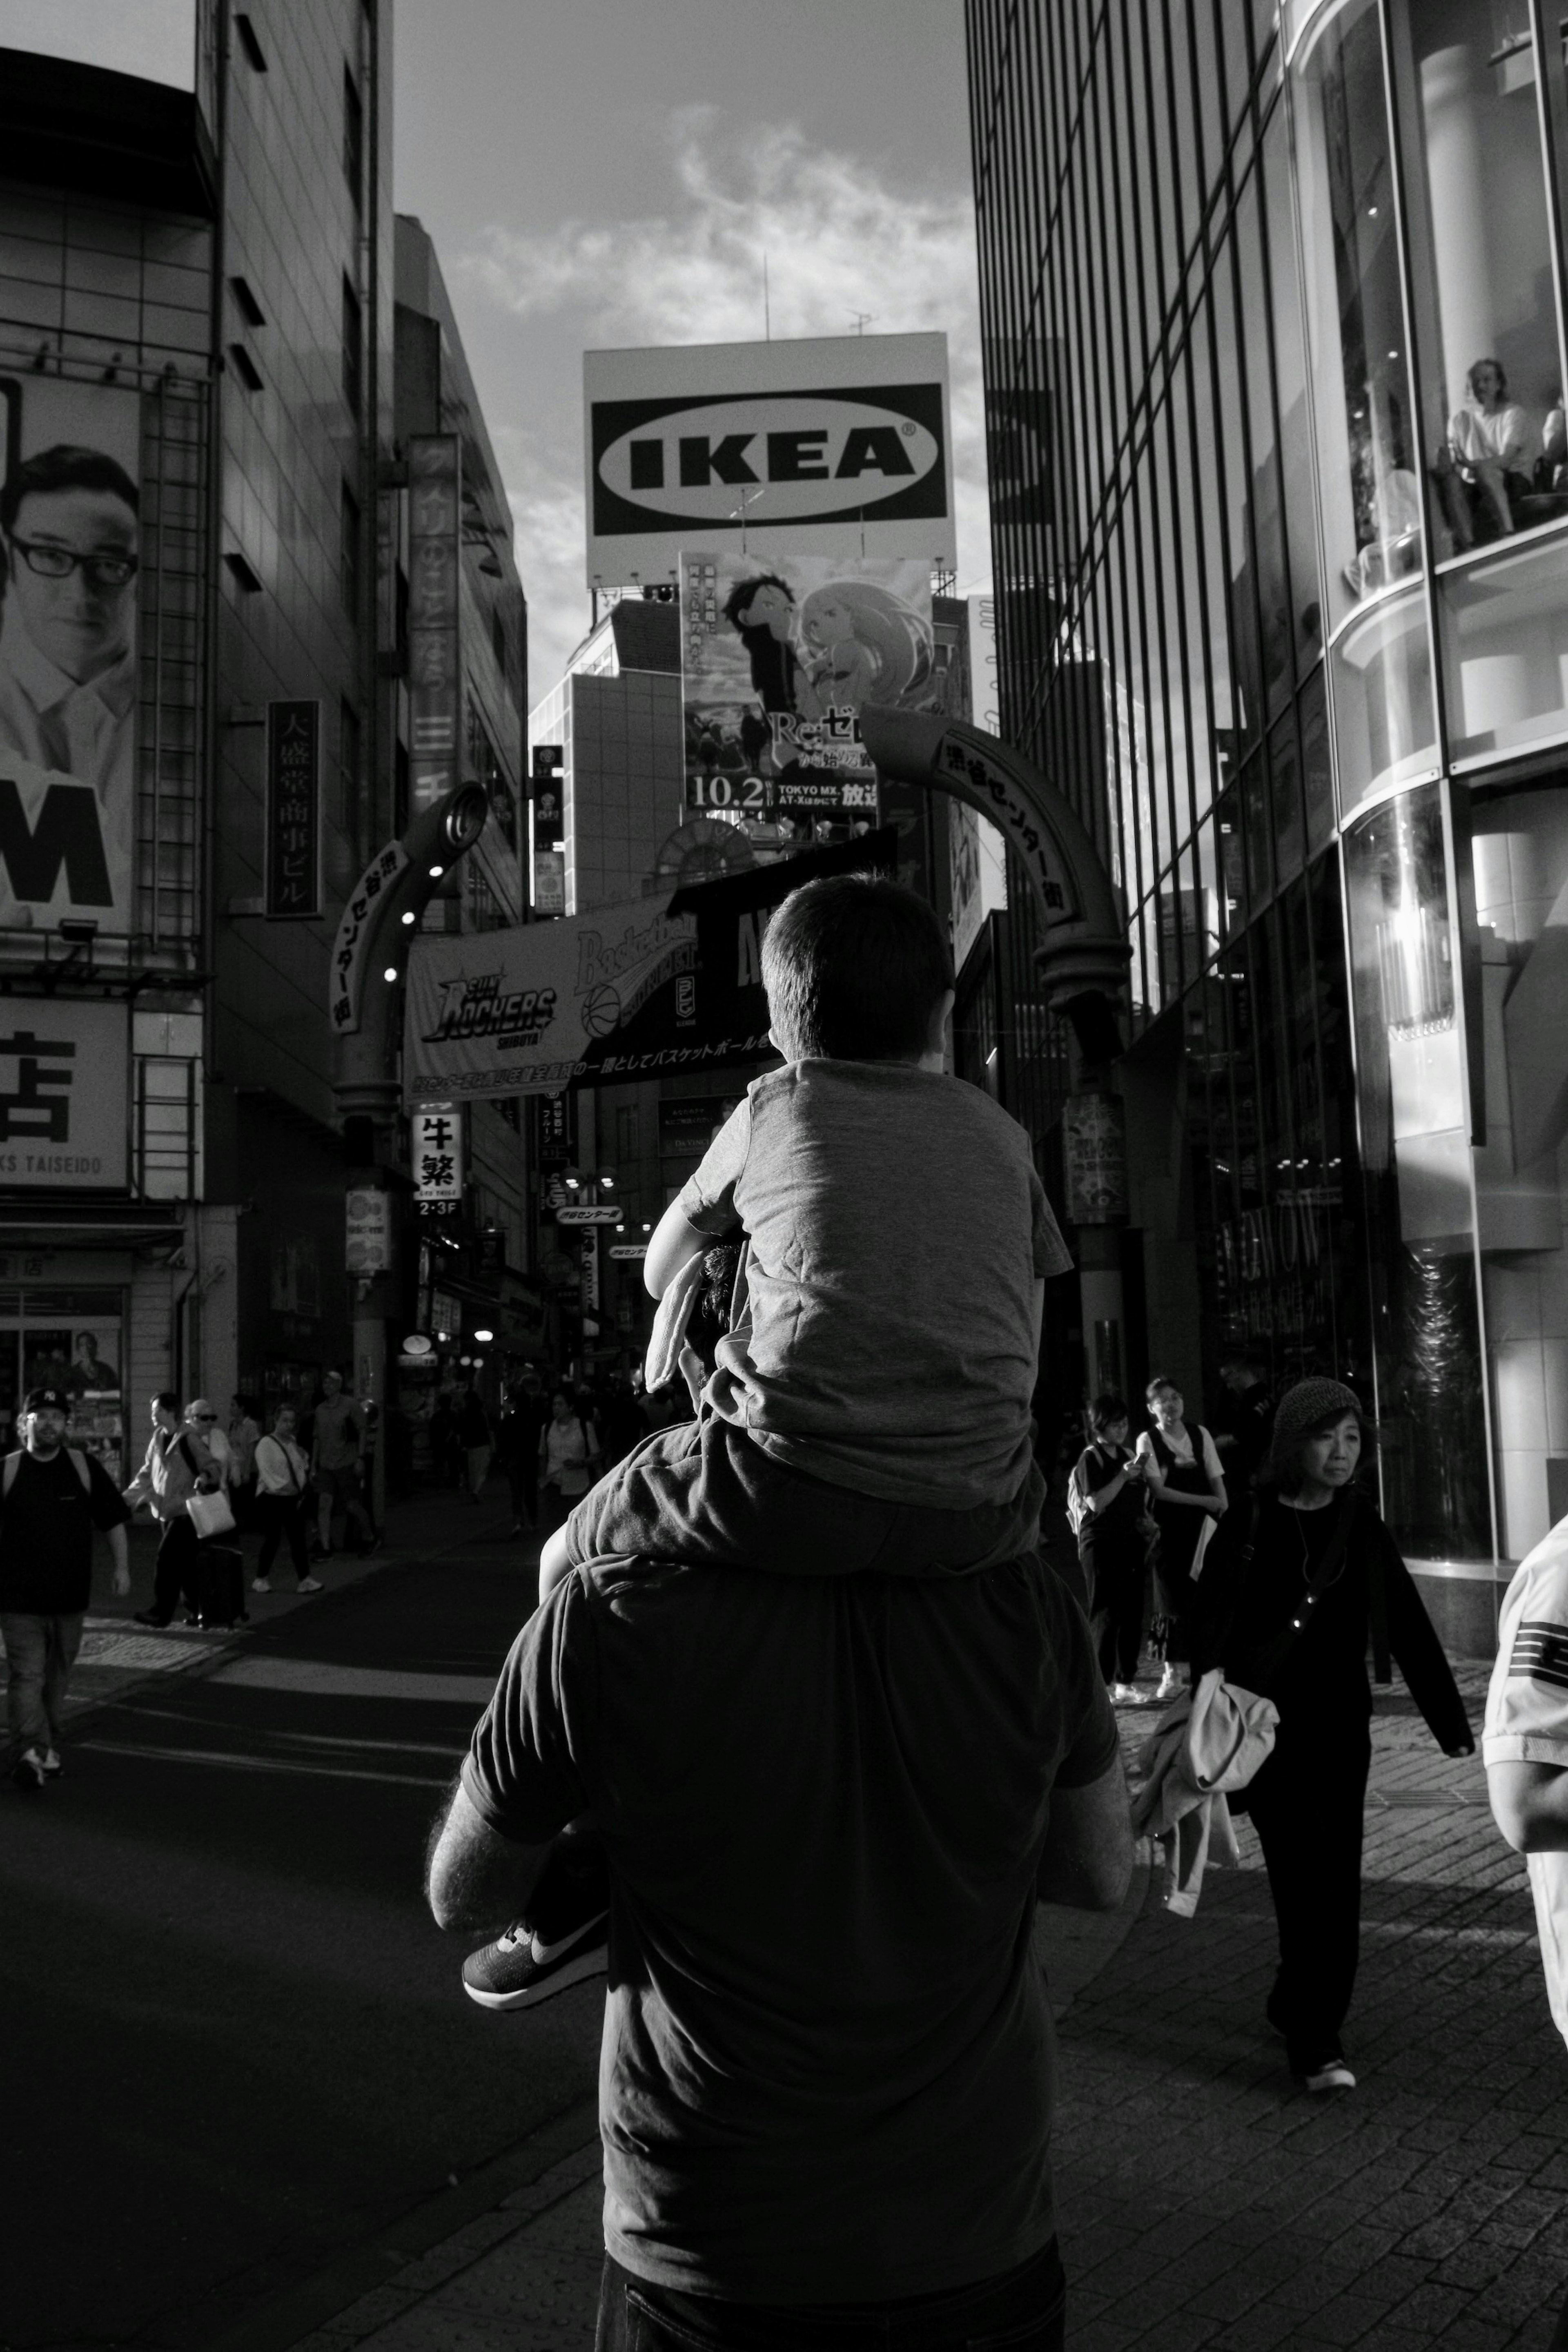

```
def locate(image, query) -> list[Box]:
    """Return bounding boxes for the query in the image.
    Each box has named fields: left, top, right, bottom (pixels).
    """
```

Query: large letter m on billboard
left=0, top=778, right=113, bottom=908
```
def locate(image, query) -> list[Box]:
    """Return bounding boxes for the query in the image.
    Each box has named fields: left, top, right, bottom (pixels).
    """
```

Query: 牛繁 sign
left=584, top=334, right=954, bottom=586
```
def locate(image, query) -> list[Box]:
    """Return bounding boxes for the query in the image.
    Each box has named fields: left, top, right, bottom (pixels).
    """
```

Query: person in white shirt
left=252, top=1404, right=320, bottom=1594
left=1486, top=1514, right=1568, bottom=2350
left=1437, top=358, right=1542, bottom=545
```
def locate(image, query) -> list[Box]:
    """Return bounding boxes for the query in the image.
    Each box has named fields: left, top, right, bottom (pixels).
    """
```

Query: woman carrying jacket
left=1192, top=1378, right=1473, bottom=2096
left=1136, top=1375, right=1227, bottom=1701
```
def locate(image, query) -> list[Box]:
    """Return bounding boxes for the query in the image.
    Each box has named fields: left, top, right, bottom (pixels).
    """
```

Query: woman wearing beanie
left=1193, top=1378, right=1473, bottom=2095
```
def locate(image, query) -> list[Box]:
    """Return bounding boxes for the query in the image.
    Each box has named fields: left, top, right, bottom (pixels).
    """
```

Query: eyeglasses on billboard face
left=8, top=536, right=139, bottom=589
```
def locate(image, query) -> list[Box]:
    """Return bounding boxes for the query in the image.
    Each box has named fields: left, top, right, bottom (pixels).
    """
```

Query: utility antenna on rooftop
left=763, top=252, right=771, bottom=341
left=847, top=310, right=875, bottom=336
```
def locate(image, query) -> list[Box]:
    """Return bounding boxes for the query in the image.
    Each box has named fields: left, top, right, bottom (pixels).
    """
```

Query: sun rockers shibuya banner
left=405, top=830, right=895, bottom=1101
left=681, top=552, right=940, bottom=818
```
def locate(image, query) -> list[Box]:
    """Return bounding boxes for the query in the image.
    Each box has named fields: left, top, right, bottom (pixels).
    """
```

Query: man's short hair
left=153, top=1390, right=180, bottom=1415
left=722, top=570, right=792, bottom=629
left=762, top=874, right=954, bottom=1062
left=0, top=443, right=140, bottom=536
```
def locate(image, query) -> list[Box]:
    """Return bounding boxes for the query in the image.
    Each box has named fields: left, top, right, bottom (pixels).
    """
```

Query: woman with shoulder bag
left=252, top=1403, right=322, bottom=1595
left=131, top=1400, right=222, bottom=1627
left=1071, top=1392, right=1154, bottom=1702
left=1135, top=1375, right=1228, bottom=1701
left=1191, top=1379, right=1474, bottom=2097
left=538, top=1389, right=602, bottom=1536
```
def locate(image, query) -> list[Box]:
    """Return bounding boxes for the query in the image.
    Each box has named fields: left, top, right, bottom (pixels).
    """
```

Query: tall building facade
left=0, top=4, right=528, bottom=1476
left=967, top=0, right=1568, bottom=1644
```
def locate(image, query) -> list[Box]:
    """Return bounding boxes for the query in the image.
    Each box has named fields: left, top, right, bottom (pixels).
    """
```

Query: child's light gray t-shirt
left=676, top=1059, right=1071, bottom=1509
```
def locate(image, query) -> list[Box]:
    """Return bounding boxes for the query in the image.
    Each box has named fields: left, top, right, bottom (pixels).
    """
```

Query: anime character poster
left=680, top=552, right=938, bottom=818
left=0, top=376, right=141, bottom=932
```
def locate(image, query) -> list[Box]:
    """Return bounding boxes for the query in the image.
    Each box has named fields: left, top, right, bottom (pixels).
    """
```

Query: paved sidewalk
left=229, top=1661, right=1568, bottom=2352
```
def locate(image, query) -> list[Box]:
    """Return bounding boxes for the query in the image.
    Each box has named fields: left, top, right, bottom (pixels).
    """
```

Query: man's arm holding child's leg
left=1037, top=1757, right=1134, bottom=1911
left=425, top=1778, right=554, bottom=1934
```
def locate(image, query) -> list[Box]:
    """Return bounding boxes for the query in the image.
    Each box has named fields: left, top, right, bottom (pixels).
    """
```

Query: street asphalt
left=1, top=1491, right=604, bottom=2352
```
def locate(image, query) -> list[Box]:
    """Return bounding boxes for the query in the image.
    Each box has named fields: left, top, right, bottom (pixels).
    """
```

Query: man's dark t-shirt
left=0, top=1447, right=130, bottom=1613
left=462, top=1539, right=1118, bottom=2304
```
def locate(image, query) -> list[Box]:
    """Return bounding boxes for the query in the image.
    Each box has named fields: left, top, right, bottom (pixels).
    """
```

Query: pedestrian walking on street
left=455, top=1383, right=493, bottom=1504
left=537, top=1389, right=599, bottom=1534
left=1484, top=1505, right=1568, bottom=2351
left=2, top=1385, right=130, bottom=1791
left=309, top=1369, right=378, bottom=1557
left=1194, top=1378, right=1473, bottom=2095
left=1071, top=1392, right=1153, bottom=1700
left=227, top=1394, right=261, bottom=1526
left=1136, top=1376, right=1227, bottom=1701
left=127, top=1392, right=216, bottom=1627
left=499, top=1371, right=547, bottom=1533
left=251, top=1404, right=321, bottom=1594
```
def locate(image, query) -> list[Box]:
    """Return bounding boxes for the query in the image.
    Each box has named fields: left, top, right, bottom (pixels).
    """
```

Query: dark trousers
left=256, top=1493, right=312, bottom=1583
left=1247, top=1729, right=1370, bottom=2064
left=595, top=2237, right=1065, bottom=2352
left=508, top=1458, right=538, bottom=1527
left=152, top=1516, right=201, bottom=1622
left=1087, top=1534, right=1145, bottom=1683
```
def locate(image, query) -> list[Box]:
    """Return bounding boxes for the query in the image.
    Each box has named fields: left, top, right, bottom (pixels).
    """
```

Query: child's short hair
left=1088, top=1391, right=1128, bottom=1434
left=762, top=874, right=954, bottom=1062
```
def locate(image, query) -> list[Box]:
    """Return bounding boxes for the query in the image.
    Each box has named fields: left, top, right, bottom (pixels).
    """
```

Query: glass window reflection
left=1293, top=0, right=1426, bottom=624
left=1390, top=0, right=1568, bottom=557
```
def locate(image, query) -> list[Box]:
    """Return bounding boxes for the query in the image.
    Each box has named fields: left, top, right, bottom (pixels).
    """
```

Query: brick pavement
left=250, top=1659, right=1568, bottom=2352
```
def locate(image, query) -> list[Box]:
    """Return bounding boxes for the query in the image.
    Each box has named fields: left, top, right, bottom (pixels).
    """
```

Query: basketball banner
left=405, top=829, right=894, bottom=1101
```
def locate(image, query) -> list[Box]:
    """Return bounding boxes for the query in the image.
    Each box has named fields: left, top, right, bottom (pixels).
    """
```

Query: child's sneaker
left=461, top=1834, right=610, bottom=2012
left=462, top=1912, right=609, bottom=2011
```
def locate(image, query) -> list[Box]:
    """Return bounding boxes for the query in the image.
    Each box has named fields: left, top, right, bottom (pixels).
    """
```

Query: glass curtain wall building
left=967, top=0, right=1568, bottom=1644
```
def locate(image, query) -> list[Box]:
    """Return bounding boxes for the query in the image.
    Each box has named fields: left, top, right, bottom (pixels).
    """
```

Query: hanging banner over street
left=681, top=552, right=938, bottom=818
left=0, top=377, right=141, bottom=933
left=406, top=829, right=894, bottom=1100
left=584, top=333, right=954, bottom=585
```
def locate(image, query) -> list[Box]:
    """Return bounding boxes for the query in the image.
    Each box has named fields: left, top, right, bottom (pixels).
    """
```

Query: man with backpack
left=1, top=1385, right=130, bottom=1792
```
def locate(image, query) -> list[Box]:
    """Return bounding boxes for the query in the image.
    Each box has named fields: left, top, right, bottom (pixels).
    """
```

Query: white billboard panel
left=584, top=333, right=954, bottom=586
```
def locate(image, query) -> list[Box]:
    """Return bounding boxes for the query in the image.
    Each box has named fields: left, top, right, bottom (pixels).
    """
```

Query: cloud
left=459, top=109, right=989, bottom=698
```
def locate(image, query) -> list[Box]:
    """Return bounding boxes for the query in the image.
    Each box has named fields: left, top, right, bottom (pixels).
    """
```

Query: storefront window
left=1293, top=0, right=1427, bottom=629
left=1343, top=784, right=1492, bottom=1560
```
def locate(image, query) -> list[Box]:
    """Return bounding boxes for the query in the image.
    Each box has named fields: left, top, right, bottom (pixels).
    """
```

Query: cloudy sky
left=0, top=0, right=987, bottom=700
left=395, top=0, right=988, bottom=696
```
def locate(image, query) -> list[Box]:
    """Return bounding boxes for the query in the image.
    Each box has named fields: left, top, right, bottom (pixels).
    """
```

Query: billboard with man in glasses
left=0, top=379, right=140, bottom=932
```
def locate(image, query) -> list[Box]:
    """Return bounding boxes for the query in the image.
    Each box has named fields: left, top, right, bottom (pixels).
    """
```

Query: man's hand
left=1037, top=1756, right=1135, bottom=1912
left=425, top=1777, right=553, bottom=1934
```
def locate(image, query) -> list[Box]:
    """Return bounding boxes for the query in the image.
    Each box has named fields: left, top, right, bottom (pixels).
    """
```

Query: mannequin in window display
left=1431, top=358, right=1541, bottom=546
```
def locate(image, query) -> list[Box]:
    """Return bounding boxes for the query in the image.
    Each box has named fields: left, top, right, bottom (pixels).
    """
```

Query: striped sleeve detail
left=1509, top=1620, right=1568, bottom=1691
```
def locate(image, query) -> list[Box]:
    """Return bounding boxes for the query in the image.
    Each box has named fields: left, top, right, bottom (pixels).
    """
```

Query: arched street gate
left=860, top=705, right=1132, bottom=1400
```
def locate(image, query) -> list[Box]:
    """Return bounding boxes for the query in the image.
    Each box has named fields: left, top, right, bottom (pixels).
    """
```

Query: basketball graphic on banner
left=581, top=983, right=622, bottom=1037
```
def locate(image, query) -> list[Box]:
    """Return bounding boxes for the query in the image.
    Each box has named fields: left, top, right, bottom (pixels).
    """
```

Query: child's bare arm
left=645, top=1199, right=718, bottom=1298
left=538, top=1525, right=574, bottom=1607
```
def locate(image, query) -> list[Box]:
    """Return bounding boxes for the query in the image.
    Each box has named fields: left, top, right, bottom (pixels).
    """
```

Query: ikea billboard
left=584, top=333, right=954, bottom=586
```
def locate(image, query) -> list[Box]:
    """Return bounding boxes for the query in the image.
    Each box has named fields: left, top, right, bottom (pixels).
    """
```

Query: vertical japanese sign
left=0, top=1000, right=128, bottom=1188
left=407, top=435, right=461, bottom=814
left=265, top=700, right=321, bottom=918
left=412, top=1103, right=464, bottom=1217
left=530, top=742, right=565, bottom=916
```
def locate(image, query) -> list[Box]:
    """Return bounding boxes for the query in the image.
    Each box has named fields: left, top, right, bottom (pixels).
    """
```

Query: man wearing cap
left=0, top=1386, right=130, bottom=1792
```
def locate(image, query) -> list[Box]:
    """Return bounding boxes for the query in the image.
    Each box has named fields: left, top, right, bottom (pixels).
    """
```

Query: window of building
left=227, top=342, right=262, bottom=393
left=234, top=13, right=267, bottom=71
left=1384, top=1, right=1568, bottom=767
left=229, top=274, right=265, bottom=328
left=1292, top=0, right=1439, bottom=806
left=341, top=276, right=362, bottom=420
left=340, top=477, right=360, bottom=620
left=343, top=65, right=364, bottom=207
